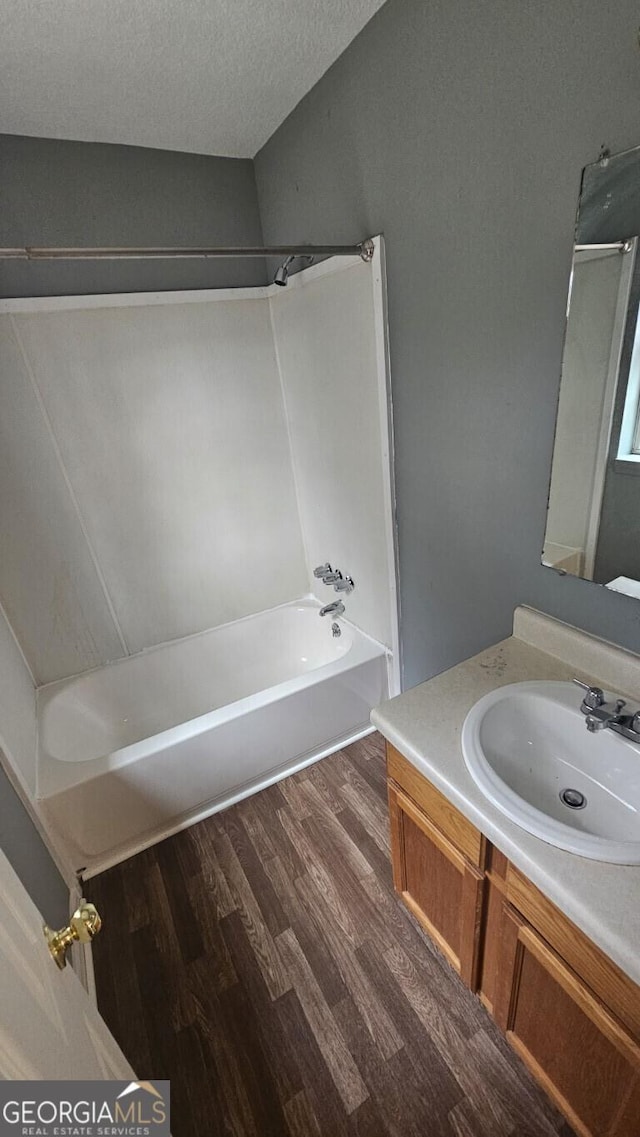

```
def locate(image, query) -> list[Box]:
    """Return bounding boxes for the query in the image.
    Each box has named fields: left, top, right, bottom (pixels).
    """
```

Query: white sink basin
left=461, top=681, right=640, bottom=863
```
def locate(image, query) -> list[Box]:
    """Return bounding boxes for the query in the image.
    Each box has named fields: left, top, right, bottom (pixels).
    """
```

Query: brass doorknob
left=44, top=902, right=102, bottom=969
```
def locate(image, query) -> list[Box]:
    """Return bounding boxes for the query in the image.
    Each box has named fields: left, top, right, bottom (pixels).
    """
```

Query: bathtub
left=37, top=600, right=390, bottom=877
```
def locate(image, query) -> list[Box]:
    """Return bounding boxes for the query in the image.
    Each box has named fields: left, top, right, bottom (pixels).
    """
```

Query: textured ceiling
left=1, top=0, right=386, bottom=158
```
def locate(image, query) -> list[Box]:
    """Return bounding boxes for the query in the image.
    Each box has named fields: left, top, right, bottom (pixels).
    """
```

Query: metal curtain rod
left=574, top=241, right=632, bottom=253
left=0, top=240, right=375, bottom=262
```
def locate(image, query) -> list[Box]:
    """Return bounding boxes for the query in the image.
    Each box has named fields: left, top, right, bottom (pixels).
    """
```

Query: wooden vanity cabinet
left=386, top=742, right=640, bottom=1137
left=477, top=843, right=509, bottom=1014
left=494, top=904, right=640, bottom=1137
left=387, top=744, right=486, bottom=989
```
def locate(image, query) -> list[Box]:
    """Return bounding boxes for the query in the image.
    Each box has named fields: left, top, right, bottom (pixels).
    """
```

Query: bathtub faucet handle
left=322, top=571, right=343, bottom=584
left=313, top=563, right=332, bottom=578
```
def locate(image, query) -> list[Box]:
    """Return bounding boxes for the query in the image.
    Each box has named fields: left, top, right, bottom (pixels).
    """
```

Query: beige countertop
left=371, top=606, right=640, bottom=987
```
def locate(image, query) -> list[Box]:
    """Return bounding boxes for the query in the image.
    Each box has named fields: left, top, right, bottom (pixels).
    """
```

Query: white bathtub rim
left=75, top=723, right=377, bottom=879
left=36, top=594, right=391, bottom=696
left=38, top=622, right=388, bottom=798
left=38, top=594, right=324, bottom=695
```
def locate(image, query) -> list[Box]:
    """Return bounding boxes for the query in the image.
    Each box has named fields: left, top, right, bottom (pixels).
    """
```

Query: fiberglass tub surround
left=0, top=245, right=399, bottom=876
left=38, top=605, right=389, bottom=877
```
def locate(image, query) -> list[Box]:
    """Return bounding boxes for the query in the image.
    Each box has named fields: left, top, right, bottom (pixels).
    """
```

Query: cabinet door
left=494, top=903, right=640, bottom=1137
left=388, top=783, right=484, bottom=989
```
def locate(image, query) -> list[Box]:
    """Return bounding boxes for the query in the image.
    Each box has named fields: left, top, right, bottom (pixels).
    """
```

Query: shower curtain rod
left=0, top=240, right=375, bottom=262
left=574, top=241, right=632, bottom=252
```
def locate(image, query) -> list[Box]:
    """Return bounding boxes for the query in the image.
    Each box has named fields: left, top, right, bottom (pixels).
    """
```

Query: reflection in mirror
left=543, top=144, right=640, bottom=599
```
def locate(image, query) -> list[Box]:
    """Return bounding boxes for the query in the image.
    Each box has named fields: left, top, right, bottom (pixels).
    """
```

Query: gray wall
left=0, top=134, right=266, bottom=297
left=255, top=0, right=640, bottom=688
left=0, top=762, right=68, bottom=926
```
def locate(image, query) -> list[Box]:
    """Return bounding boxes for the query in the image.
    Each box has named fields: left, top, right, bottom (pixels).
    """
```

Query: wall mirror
left=543, top=143, right=640, bottom=600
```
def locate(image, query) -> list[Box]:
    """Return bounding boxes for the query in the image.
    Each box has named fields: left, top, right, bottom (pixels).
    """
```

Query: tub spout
left=320, top=600, right=345, bottom=618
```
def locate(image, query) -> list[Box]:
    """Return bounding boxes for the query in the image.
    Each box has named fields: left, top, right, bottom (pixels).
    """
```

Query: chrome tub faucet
left=320, top=600, right=345, bottom=618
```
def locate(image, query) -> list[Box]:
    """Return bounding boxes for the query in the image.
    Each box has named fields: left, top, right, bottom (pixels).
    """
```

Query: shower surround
left=0, top=240, right=399, bottom=870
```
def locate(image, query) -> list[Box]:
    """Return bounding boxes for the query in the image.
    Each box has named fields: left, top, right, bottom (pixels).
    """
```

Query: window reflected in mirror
left=543, top=144, right=640, bottom=599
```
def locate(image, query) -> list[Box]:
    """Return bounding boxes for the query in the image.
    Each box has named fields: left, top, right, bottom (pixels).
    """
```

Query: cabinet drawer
left=386, top=743, right=485, bottom=867
left=495, top=903, right=640, bottom=1137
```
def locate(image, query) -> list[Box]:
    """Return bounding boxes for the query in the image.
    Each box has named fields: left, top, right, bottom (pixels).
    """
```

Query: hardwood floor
left=90, top=733, right=574, bottom=1137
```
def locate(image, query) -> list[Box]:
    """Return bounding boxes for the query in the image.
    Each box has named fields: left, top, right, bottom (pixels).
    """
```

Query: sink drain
left=560, top=787, right=587, bottom=810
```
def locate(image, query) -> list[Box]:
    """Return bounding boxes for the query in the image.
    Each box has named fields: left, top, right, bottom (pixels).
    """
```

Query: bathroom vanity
left=373, top=607, right=640, bottom=1137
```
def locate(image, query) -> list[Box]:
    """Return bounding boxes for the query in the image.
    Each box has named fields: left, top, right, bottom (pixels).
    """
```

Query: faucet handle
left=572, top=678, right=605, bottom=709
left=334, top=575, right=354, bottom=593
left=313, top=563, right=332, bottom=578
left=322, top=571, right=343, bottom=584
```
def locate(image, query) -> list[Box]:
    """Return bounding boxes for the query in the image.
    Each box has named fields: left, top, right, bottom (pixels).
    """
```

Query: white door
left=0, top=847, right=133, bottom=1079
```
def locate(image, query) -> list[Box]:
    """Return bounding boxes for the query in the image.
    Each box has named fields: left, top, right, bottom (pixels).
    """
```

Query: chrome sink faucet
left=573, top=678, right=640, bottom=740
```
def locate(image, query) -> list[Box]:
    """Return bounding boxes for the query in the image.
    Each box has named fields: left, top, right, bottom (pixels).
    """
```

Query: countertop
left=371, top=606, right=640, bottom=987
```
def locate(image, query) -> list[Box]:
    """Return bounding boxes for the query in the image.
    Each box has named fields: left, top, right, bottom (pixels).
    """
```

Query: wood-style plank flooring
left=91, top=733, right=574, bottom=1137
